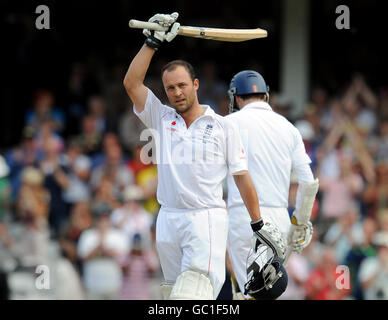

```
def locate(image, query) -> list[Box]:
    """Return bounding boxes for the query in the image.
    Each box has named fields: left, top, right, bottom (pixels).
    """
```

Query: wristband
left=145, top=36, right=162, bottom=51
left=251, top=219, right=264, bottom=232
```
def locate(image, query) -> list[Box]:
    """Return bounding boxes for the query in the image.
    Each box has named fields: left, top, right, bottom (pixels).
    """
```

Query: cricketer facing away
left=226, top=70, right=319, bottom=299
left=123, top=12, right=285, bottom=300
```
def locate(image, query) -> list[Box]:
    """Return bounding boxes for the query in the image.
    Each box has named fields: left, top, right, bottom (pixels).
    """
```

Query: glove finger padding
left=149, top=12, right=179, bottom=27
left=288, top=221, right=313, bottom=254
left=166, top=22, right=180, bottom=42
left=253, top=222, right=286, bottom=260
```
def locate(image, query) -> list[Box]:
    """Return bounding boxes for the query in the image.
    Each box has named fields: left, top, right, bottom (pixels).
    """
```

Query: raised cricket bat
left=129, top=19, right=267, bottom=42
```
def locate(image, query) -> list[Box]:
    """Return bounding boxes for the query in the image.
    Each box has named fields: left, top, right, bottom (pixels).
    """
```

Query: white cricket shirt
left=134, top=89, right=247, bottom=210
left=226, top=101, right=311, bottom=208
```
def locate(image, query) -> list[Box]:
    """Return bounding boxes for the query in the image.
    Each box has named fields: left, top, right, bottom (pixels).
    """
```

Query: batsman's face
left=162, top=66, right=199, bottom=114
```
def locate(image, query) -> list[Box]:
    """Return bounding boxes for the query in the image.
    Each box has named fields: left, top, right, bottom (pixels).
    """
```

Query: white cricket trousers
left=227, top=205, right=291, bottom=298
left=156, top=206, right=228, bottom=299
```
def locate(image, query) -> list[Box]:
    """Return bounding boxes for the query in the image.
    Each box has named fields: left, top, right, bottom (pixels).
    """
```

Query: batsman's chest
left=161, top=120, right=225, bottom=162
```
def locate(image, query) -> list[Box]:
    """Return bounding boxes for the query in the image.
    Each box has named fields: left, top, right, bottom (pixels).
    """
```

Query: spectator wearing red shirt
left=305, top=247, right=351, bottom=300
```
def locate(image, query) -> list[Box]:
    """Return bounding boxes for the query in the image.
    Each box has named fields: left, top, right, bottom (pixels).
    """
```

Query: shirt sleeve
left=224, top=118, right=248, bottom=175
left=291, top=126, right=312, bottom=168
left=293, top=162, right=315, bottom=185
left=133, top=88, right=170, bottom=130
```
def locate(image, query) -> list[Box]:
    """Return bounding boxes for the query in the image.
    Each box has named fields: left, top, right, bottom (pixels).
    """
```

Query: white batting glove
left=287, top=216, right=313, bottom=254
left=251, top=220, right=286, bottom=260
left=165, top=22, right=180, bottom=42
left=143, top=12, right=179, bottom=50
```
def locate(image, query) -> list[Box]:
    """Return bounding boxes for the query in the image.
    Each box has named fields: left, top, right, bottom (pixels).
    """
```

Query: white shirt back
left=134, top=89, right=247, bottom=210
left=226, top=101, right=311, bottom=208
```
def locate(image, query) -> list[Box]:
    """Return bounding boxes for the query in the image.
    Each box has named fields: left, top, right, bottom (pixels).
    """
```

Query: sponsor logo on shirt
left=203, top=124, right=213, bottom=144
left=166, top=121, right=178, bottom=132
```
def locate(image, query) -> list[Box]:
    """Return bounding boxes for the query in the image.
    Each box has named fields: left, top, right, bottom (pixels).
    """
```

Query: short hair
left=161, top=60, right=196, bottom=82
left=239, top=93, right=267, bottom=101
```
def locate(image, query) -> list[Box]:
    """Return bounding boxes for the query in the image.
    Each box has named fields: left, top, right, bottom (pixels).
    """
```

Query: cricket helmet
left=244, top=243, right=288, bottom=300
left=228, top=70, right=269, bottom=113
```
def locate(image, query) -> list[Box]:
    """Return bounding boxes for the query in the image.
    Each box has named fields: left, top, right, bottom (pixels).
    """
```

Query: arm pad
left=293, top=178, right=319, bottom=225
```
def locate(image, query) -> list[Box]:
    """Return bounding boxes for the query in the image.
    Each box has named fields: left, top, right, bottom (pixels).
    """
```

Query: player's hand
left=251, top=220, right=286, bottom=259
left=287, top=216, right=313, bottom=254
left=143, top=12, right=180, bottom=50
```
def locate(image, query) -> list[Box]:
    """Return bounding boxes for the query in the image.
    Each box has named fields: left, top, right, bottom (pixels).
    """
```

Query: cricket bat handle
left=129, top=20, right=168, bottom=31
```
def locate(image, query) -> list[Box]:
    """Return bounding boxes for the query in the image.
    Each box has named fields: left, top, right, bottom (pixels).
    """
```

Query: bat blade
left=129, top=19, right=267, bottom=42
left=178, top=26, right=267, bottom=42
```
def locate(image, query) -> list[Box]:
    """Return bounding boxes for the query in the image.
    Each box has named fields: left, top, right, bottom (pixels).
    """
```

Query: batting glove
left=287, top=215, right=313, bottom=254
left=143, top=12, right=180, bottom=50
left=251, top=219, right=286, bottom=260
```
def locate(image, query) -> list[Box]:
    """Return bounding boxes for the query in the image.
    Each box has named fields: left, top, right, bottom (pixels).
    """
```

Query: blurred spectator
left=51, top=255, right=86, bottom=300
left=358, top=232, right=388, bottom=299
left=75, top=114, right=102, bottom=156
left=318, top=153, right=364, bottom=234
left=342, top=74, right=378, bottom=136
left=59, top=139, right=92, bottom=205
left=0, top=155, right=11, bottom=222
left=33, top=121, right=65, bottom=156
left=127, top=144, right=158, bottom=215
left=307, top=87, right=329, bottom=114
left=373, top=118, right=388, bottom=164
left=343, top=217, right=378, bottom=299
left=93, top=176, right=122, bottom=212
left=127, top=144, right=151, bottom=179
left=280, top=252, right=311, bottom=300
left=87, top=95, right=107, bottom=134
left=304, top=247, right=351, bottom=300
left=67, top=62, right=87, bottom=122
left=301, top=230, right=326, bottom=270
left=321, top=98, right=345, bottom=132
left=118, top=105, right=147, bottom=154
left=324, top=203, right=364, bottom=263
left=0, top=220, right=16, bottom=275
left=110, top=186, right=159, bottom=299
left=90, top=132, right=122, bottom=170
left=304, top=87, right=328, bottom=146
left=5, top=127, right=40, bottom=199
left=25, top=89, right=66, bottom=134
left=38, top=135, right=70, bottom=236
left=317, top=111, right=376, bottom=186
left=377, top=209, right=388, bottom=232
left=295, top=120, right=319, bottom=171
left=59, top=201, right=92, bottom=273
left=15, top=166, right=50, bottom=266
left=77, top=202, right=129, bottom=300
left=118, top=233, right=159, bottom=300
left=111, top=185, right=154, bottom=245
left=197, top=60, right=228, bottom=114
left=101, top=64, right=128, bottom=130
left=90, top=143, right=133, bottom=198
left=363, top=161, right=388, bottom=218
left=66, top=62, right=101, bottom=135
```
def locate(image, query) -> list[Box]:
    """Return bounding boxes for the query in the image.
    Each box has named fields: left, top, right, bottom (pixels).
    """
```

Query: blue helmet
left=228, top=70, right=269, bottom=113
left=244, top=244, right=288, bottom=300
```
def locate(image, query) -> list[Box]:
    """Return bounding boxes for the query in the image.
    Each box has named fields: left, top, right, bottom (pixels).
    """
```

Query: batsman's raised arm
left=123, top=45, right=155, bottom=113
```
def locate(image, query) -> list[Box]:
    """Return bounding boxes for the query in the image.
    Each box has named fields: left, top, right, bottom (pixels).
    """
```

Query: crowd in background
left=0, top=58, right=387, bottom=300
